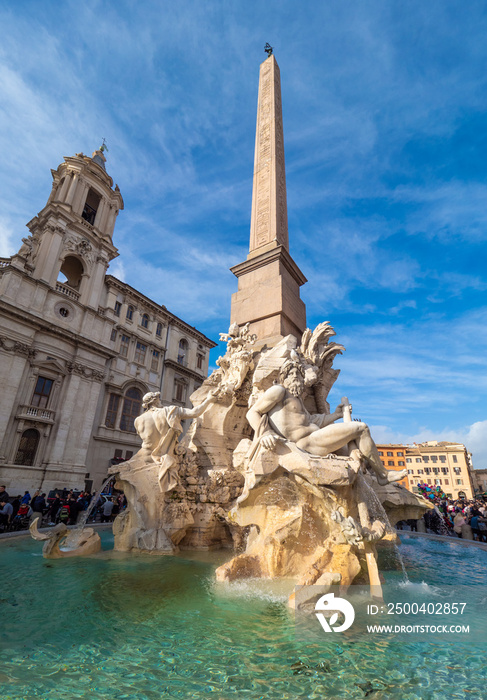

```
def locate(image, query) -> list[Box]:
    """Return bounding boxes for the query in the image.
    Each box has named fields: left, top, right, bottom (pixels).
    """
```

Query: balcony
left=0, top=257, right=10, bottom=267
left=56, top=281, right=80, bottom=301
left=17, top=404, right=55, bottom=424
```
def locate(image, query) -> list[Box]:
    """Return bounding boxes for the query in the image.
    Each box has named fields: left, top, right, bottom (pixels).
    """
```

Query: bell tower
left=12, top=146, right=124, bottom=310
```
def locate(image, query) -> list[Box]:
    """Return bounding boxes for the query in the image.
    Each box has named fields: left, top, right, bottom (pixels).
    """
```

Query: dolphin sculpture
left=29, top=518, right=101, bottom=558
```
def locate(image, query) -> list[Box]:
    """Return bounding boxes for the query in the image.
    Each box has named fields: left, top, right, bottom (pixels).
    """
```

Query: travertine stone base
left=214, top=467, right=368, bottom=599
left=230, top=246, right=307, bottom=348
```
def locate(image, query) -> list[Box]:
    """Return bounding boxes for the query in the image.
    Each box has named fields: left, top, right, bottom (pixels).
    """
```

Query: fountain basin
left=1, top=531, right=486, bottom=699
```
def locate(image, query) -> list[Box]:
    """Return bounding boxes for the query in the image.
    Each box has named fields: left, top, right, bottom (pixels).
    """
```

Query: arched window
left=14, top=429, right=40, bottom=466
left=105, top=393, right=121, bottom=428
left=126, top=305, right=134, bottom=321
left=57, top=256, right=84, bottom=289
left=178, top=338, right=188, bottom=365
left=82, top=188, right=101, bottom=225
left=156, top=322, right=163, bottom=337
left=141, top=313, right=149, bottom=329
left=120, top=387, right=142, bottom=432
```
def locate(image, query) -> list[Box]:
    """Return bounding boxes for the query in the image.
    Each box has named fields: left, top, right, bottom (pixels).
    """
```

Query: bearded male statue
left=246, top=360, right=407, bottom=485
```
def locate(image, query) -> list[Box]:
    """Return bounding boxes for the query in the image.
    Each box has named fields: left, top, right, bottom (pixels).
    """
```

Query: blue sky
left=1, top=1, right=486, bottom=468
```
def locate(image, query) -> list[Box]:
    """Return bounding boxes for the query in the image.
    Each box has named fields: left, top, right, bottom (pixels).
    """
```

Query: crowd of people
left=397, top=481, right=487, bottom=541
left=3, top=479, right=487, bottom=543
left=0, top=484, right=126, bottom=532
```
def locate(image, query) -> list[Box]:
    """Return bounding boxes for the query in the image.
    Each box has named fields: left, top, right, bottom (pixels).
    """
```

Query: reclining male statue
left=246, top=360, right=407, bottom=486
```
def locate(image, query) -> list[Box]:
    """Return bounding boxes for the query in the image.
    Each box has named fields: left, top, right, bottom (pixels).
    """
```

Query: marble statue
left=216, top=322, right=256, bottom=394
left=17, top=235, right=38, bottom=264
left=29, top=518, right=101, bottom=558
left=135, top=390, right=219, bottom=492
left=106, top=389, right=226, bottom=554
left=214, top=326, right=425, bottom=602
left=298, top=321, right=345, bottom=413
left=182, top=322, right=257, bottom=472
left=247, top=358, right=407, bottom=486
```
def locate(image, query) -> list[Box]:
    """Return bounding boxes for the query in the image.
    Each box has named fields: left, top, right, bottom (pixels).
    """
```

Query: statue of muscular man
left=247, top=361, right=407, bottom=485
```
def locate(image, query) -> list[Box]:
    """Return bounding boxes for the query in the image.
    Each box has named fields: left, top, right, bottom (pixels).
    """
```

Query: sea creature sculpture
left=29, top=518, right=101, bottom=558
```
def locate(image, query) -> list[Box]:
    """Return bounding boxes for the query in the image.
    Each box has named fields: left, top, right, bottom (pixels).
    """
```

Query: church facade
left=0, top=148, right=215, bottom=494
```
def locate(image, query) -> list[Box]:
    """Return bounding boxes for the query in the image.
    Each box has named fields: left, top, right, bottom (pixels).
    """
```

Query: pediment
left=32, top=358, right=67, bottom=375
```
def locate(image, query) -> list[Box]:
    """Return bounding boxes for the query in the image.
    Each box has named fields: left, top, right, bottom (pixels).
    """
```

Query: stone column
left=58, top=172, right=73, bottom=202
left=73, top=180, right=89, bottom=216
left=65, top=172, right=79, bottom=206
left=94, top=198, right=107, bottom=231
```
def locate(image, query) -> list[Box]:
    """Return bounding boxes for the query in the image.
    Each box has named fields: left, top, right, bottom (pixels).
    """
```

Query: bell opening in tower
left=82, top=188, right=101, bottom=225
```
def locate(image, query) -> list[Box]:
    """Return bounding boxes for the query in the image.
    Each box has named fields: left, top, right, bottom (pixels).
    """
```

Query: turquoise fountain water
left=2, top=532, right=486, bottom=700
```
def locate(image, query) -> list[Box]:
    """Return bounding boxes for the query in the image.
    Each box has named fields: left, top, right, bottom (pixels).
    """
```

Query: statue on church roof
left=264, top=42, right=273, bottom=57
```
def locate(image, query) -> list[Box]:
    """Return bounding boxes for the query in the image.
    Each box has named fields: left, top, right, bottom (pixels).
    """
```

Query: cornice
left=62, top=155, right=114, bottom=189
left=164, top=358, right=206, bottom=382
left=30, top=207, right=119, bottom=259
left=230, top=245, right=307, bottom=287
left=0, top=301, right=117, bottom=361
left=92, top=434, right=141, bottom=446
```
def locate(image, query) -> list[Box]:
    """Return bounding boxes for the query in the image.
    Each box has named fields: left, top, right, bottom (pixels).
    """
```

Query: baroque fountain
left=109, top=319, right=427, bottom=603
left=14, top=51, right=486, bottom=699
left=30, top=51, right=428, bottom=602
left=31, top=319, right=428, bottom=608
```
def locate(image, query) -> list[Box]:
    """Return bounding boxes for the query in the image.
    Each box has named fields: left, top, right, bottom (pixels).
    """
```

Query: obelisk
left=230, top=51, right=307, bottom=347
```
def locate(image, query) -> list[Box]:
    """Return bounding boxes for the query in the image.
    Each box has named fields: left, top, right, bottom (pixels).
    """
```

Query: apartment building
left=378, top=441, right=474, bottom=499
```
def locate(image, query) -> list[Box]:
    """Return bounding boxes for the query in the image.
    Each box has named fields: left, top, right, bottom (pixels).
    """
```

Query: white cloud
left=0, top=1, right=486, bottom=456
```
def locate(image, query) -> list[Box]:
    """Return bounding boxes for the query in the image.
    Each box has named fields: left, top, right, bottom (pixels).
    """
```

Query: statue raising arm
left=179, top=388, right=220, bottom=420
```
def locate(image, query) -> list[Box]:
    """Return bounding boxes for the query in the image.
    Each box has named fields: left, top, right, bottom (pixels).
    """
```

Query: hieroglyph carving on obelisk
left=249, top=55, right=289, bottom=254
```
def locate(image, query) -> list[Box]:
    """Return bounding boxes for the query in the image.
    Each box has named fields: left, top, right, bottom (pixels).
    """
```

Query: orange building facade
left=376, top=444, right=409, bottom=489
left=377, top=441, right=475, bottom=500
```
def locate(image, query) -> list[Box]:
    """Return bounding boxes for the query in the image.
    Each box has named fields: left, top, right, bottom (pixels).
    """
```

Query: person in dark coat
left=30, top=493, right=47, bottom=525
left=67, top=496, right=81, bottom=525
left=0, top=485, right=10, bottom=504
left=48, top=495, right=62, bottom=524
left=11, top=496, right=21, bottom=518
